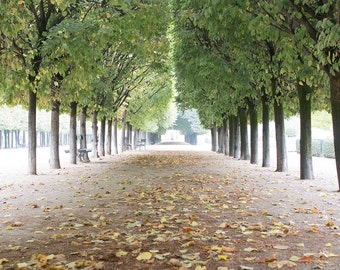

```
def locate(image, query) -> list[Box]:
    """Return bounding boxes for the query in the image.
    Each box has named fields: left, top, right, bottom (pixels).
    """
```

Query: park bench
left=64, top=148, right=91, bottom=162
left=136, top=138, right=146, bottom=150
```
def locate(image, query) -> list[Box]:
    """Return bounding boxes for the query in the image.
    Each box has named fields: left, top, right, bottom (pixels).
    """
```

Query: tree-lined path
left=0, top=146, right=339, bottom=269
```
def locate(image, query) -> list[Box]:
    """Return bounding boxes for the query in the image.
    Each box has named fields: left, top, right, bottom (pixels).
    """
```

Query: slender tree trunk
left=99, top=117, right=106, bottom=156
left=10, top=130, right=13, bottom=148
left=223, top=117, right=229, bottom=156
left=217, top=126, right=224, bottom=153
left=234, top=115, right=241, bottom=159
left=229, top=116, right=235, bottom=157
left=133, top=127, right=138, bottom=148
left=329, top=72, right=340, bottom=191
left=50, top=99, right=61, bottom=169
left=69, top=101, right=77, bottom=164
left=80, top=106, right=90, bottom=162
left=273, top=77, right=288, bottom=172
left=28, top=89, right=37, bottom=175
left=211, top=123, right=217, bottom=152
left=239, top=107, right=249, bottom=160
left=127, top=122, right=133, bottom=147
left=91, top=110, right=99, bottom=158
left=298, top=83, right=314, bottom=179
left=262, top=94, right=270, bottom=167
left=121, top=110, right=127, bottom=152
left=107, top=118, right=112, bottom=155
left=113, top=117, right=118, bottom=154
left=0, top=130, right=2, bottom=149
left=249, top=100, right=259, bottom=164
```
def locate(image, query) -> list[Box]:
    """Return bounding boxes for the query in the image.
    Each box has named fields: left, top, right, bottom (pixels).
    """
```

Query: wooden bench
left=64, top=148, right=91, bottom=162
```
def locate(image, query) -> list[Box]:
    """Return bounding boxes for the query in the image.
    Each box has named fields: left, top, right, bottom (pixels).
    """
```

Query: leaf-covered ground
left=0, top=148, right=340, bottom=269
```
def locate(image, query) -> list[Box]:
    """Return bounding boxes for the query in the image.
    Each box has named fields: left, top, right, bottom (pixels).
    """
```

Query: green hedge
left=296, top=139, right=334, bottom=159
left=323, top=139, right=335, bottom=158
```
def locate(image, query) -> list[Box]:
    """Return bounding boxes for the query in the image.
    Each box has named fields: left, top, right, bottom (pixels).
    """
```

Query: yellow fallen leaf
left=0, top=258, right=9, bottom=264
left=116, top=250, right=128, bottom=257
left=326, top=221, right=334, bottom=227
left=181, top=241, right=195, bottom=247
left=296, top=243, right=304, bottom=247
left=191, top=221, right=199, bottom=226
left=160, top=217, right=167, bottom=223
left=136, top=252, right=152, bottom=261
left=289, top=255, right=300, bottom=262
left=326, top=253, right=339, bottom=257
left=325, top=243, right=332, bottom=247
left=218, top=254, right=228, bottom=260
left=219, top=222, right=227, bottom=228
left=310, top=226, right=319, bottom=232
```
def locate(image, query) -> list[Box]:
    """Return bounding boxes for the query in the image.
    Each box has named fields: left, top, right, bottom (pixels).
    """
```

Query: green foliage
left=312, top=111, right=332, bottom=130
left=296, top=138, right=335, bottom=158
left=174, top=109, right=206, bottom=135
left=0, top=0, right=173, bottom=134
left=323, top=139, right=335, bottom=159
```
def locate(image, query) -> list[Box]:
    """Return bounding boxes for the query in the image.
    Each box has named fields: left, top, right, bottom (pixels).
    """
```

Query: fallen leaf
left=289, top=255, right=300, bottom=262
left=181, top=241, right=195, bottom=247
left=218, top=254, right=228, bottom=260
left=298, top=255, right=313, bottom=263
left=310, top=226, right=319, bottom=232
left=136, top=252, right=152, bottom=261
left=0, top=258, right=9, bottom=264
left=326, top=221, right=334, bottom=227
left=116, top=250, right=128, bottom=257
left=273, top=245, right=289, bottom=250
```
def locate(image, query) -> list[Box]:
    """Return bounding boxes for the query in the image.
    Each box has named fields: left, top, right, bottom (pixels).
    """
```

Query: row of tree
left=0, top=1, right=175, bottom=173
left=171, top=1, right=340, bottom=190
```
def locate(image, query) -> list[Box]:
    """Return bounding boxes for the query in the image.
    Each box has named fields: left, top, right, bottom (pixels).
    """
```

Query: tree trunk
left=79, top=106, right=90, bottom=162
left=274, top=101, right=288, bottom=172
left=223, top=117, right=229, bottom=156
left=69, top=101, right=77, bottom=164
left=211, top=123, right=217, bottom=152
left=248, top=100, right=259, bottom=164
left=121, top=110, right=127, bottom=152
left=229, top=116, right=235, bottom=157
left=273, top=79, right=288, bottom=172
left=127, top=122, right=133, bottom=147
left=217, top=126, right=224, bottom=153
left=113, top=117, right=118, bottom=154
left=50, top=99, right=61, bottom=169
left=91, top=110, right=99, bottom=158
left=234, top=115, right=241, bottom=159
left=262, top=94, right=270, bottom=167
left=107, top=118, right=112, bottom=155
left=99, top=117, right=106, bottom=156
left=28, top=89, right=37, bottom=174
left=298, top=83, right=314, bottom=179
left=239, top=107, right=249, bottom=160
left=329, top=72, right=340, bottom=191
